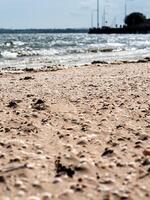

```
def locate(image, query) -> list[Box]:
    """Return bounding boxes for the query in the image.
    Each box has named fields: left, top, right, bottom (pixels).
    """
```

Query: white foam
left=38, top=49, right=59, bottom=56
left=1, top=51, right=18, bottom=59
left=13, top=41, right=25, bottom=46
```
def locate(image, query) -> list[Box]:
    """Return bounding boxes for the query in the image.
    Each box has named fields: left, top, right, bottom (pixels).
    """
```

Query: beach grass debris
left=0, top=163, right=27, bottom=174
left=7, top=100, right=18, bottom=108
left=55, top=159, right=75, bottom=178
left=91, top=60, right=108, bottom=65
left=101, top=148, right=114, bottom=157
left=20, top=76, right=34, bottom=80
left=31, top=99, right=47, bottom=110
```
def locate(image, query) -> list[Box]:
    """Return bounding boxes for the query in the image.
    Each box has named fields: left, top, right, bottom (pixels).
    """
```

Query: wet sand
left=0, top=62, right=150, bottom=200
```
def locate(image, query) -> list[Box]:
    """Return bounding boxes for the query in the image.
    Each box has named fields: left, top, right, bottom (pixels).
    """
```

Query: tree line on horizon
left=0, top=28, right=88, bottom=34
left=125, top=12, right=150, bottom=27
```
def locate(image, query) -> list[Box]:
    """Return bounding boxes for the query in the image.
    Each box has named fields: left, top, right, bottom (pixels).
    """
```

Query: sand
left=0, top=62, right=150, bottom=200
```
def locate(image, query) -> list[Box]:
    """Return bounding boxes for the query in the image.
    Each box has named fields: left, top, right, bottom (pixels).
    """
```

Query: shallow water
left=0, top=33, right=150, bottom=69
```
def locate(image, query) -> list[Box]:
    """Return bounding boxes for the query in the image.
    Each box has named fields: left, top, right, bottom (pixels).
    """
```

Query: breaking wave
left=1, top=33, right=150, bottom=68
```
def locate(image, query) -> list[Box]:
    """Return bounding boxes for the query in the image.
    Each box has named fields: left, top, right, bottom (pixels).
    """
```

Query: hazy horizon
left=0, top=0, right=150, bottom=29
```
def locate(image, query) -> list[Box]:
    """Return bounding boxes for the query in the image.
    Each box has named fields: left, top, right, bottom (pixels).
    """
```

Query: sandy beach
left=0, top=62, right=150, bottom=200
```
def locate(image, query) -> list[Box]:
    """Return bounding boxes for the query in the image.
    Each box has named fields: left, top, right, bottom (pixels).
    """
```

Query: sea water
left=0, top=33, right=150, bottom=69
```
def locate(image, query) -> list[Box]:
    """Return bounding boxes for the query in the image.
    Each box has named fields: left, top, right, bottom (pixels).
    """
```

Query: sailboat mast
left=125, top=0, right=127, bottom=18
left=97, top=0, right=100, bottom=28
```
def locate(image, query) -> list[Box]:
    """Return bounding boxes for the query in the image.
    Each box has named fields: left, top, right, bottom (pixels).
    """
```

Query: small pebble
left=28, top=196, right=40, bottom=200
left=41, top=192, right=52, bottom=200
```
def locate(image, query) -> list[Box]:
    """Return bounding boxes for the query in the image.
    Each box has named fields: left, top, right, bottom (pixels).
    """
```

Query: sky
left=0, top=0, right=149, bottom=29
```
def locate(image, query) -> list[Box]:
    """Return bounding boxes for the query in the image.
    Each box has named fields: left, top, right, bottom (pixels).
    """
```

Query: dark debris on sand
left=55, top=158, right=75, bottom=178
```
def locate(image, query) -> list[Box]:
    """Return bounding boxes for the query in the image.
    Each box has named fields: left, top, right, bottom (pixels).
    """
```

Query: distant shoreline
left=0, top=29, right=88, bottom=34
left=88, top=26, right=150, bottom=34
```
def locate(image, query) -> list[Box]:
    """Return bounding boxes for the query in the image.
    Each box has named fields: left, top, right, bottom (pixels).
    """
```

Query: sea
left=0, top=33, right=150, bottom=69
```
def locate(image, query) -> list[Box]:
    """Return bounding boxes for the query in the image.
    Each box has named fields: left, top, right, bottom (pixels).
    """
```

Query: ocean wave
left=0, top=48, right=60, bottom=60
left=50, top=40, right=76, bottom=47
left=17, top=50, right=39, bottom=57
left=1, top=33, right=150, bottom=67
left=13, top=41, right=25, bottom=46
left=38, top=49, right=59, bottom=56
left=106, top=42, right=125, bottom=48
left=1, top=51, right=18, bottom=59
left=0, top=50, right=39, bottom=59
left=67, top=48, right=85, bottom=54
left=3, top=40, right=25, bottom=48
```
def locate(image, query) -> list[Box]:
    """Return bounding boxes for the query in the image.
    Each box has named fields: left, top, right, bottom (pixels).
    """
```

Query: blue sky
left=0, top=0, right=149, bottom=28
